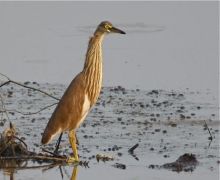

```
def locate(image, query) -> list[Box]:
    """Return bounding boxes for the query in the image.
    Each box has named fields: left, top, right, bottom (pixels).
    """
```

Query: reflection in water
left=0, top=159, right=27, bottom=180
left=42, top=163, right=79, bottom=180
left=0, top=159, right=79, bottom=180
left=41, top=162, right=80, bottom=180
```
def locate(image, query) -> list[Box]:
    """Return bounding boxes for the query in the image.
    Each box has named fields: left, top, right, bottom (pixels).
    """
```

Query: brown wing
left=41, top=72, right=86, bottom=144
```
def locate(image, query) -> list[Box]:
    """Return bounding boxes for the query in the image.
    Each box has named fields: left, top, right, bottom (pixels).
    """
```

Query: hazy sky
left=0, top=1, right=218, bottom=94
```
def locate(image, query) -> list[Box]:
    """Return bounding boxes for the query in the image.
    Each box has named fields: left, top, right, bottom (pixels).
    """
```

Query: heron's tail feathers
left=41, top=127, right=61, bottom=144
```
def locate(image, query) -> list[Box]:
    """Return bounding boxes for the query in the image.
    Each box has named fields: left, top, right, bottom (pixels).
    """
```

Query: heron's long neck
left=82, top=34, right=104, bottom=104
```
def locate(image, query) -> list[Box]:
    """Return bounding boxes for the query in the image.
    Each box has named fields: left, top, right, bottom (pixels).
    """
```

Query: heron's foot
left=66, top=156, right=79, bottom=164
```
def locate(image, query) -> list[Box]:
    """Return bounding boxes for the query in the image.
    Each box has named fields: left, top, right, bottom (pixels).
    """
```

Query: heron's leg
left=70, top=165, right=78, bottom=180
left=75, top=133, right=79, bottom=145
left=67, top=130, right=79, bottom=163
left=54, top=132, right=63, bottom=154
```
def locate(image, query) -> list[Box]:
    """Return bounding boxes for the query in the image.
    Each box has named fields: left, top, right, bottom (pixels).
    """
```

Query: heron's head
left=95, top=21, right=126, bottom=35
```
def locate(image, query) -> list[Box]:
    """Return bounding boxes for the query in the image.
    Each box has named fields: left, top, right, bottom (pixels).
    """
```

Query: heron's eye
left=104, top=24, right=112, bottom=31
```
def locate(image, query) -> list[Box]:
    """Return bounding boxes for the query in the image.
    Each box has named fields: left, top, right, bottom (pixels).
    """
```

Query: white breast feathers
left=76, top=94, right=91, bottom=129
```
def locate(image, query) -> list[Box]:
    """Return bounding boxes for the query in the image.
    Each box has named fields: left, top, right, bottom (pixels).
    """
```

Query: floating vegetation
left=96, top=154, right=114, bottom=162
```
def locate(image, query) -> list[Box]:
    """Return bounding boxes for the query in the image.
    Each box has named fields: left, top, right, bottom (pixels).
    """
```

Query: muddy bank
left=0, top=83, right=219, bottom=180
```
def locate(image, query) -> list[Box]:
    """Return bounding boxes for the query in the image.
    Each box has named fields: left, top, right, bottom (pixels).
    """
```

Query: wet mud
left=149, top=153, right=199, bottom=172
left=0, top=83, right=219, bottom=180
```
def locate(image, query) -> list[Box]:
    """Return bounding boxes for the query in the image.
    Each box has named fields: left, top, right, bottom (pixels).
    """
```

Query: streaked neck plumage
left=82, top=33, right=105, bottom=105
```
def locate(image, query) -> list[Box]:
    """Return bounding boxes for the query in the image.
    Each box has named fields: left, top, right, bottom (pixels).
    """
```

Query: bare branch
left=10, top=80, right=60, bottom=101
left=0, top=73, right=60, bottom=120
left=42, top=148, right=63, bottom=158
left=0, top=102, right=58, bottom=116
left=0, top=80, right=10, bottom=88
left=0, top=72, right=10, bottom=81
left=0, top=73, right=60, bottom=101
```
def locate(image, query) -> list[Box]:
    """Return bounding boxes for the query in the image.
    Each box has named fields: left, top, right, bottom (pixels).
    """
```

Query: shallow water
left=0, top=1, right=218, bottom=95
left=0, top=2, right=219, bottom=179
left=0, top=83, right=219, bottom=180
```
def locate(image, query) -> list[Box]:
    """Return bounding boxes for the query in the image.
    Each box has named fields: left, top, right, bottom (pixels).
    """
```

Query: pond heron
left=41, top=21, right=125, bottom=163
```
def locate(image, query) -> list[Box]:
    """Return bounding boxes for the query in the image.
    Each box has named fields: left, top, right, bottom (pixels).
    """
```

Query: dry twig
left=204, top=120, right=213, bottom=141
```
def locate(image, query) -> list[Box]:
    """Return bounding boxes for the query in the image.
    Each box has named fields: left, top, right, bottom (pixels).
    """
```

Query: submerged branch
left=0, top=154, right=66, bottom=162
